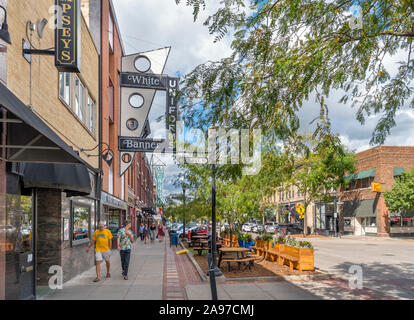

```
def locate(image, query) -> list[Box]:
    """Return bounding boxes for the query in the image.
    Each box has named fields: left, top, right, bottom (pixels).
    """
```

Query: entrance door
left=5, top=193, right=35, bottom=300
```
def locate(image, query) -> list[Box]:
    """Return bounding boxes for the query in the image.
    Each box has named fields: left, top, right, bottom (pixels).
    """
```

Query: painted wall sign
left=120, top=72, right=168, bottom=90
left=119, top=137, right=170, bottom=153
left=55, top=0, right=81, bottom=72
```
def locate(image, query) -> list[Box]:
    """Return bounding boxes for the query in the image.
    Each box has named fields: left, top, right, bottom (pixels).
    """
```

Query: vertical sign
left=166, top=77, right=179, bottom=152
left=55, top=0, right=81, bottom=73
left=153, top=166, right=165, bottom=207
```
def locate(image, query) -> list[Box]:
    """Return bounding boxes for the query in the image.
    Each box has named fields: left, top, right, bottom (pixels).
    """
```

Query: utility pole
left=209, top=163, right=218, bottom=300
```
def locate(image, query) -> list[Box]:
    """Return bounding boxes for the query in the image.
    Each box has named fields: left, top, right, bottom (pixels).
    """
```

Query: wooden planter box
left=282, top=245, right=314, bottom=271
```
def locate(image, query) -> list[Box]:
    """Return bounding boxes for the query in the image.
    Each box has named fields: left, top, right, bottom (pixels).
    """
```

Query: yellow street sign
left=372, top=182, right=381, bottom=192
left=296, top=204, right=305, bottom=215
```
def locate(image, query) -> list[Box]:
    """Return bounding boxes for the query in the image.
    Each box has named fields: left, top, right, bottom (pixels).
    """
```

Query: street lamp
left=0, top=5, right=11, bottom=45
left=181, top=175, right=187, bottom=242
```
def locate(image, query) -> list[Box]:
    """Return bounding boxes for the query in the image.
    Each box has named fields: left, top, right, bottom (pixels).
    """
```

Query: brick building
left=339, top=146, right=414, bottom=237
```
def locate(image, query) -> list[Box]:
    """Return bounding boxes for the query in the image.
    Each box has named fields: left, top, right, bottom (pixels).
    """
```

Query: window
left=109, top=13, right=114, bottom=52
left=75, top=77, right=85, bottom=123
left=87, top=95, right=95, bottom=135
left=59, top=72, right=71, bottom=106
left=365, top=217, right=376, bottom=227
left=361, top=178, right=369, bottom=188
left=72, top=205, right=90, bottom=241
left=108, top=163, right=113, bottom=194
left=292, top=190, right=295, bottom=198
left=109, top=78, right=114, bottom=123
left=121, top=174, right=125, bottom=200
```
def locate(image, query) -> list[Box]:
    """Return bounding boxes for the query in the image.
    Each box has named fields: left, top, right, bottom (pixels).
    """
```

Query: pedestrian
left=143, top=223, right=149, bottom=244
left=157, top=223, right=165, bottom=242
left=86, top=221, right=113, bottom=282
left=150, top=222, right=157, bottom=244
left=139, top=224, right=145, bottom=241
left=117, top=220, right=133, bottom=280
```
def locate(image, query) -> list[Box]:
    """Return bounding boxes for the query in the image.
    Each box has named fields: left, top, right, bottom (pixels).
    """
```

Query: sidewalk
left=42, top=238, right=166, bottom=300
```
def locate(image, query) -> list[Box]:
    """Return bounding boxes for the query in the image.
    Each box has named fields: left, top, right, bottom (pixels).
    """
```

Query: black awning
left=0, top=82, right=86, bottom=164
left=142, top=207, right=155, bottom=215
left=21, top=163, right=91, bottom=196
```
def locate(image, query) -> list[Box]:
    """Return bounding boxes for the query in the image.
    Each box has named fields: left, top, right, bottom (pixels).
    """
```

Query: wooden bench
left=264, top=244, right=279, bottom=262
left=221, top=257, right=256, bottom=271
left=277, top=252, right=299, bottom=270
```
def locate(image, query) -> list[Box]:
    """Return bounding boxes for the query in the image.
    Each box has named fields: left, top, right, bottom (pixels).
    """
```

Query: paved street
left=41, top=235, right=414, bottom=300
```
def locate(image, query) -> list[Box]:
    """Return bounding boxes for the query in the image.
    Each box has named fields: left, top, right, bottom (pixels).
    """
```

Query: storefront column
left=377, top=196, right=390, bottom=237
left=36, top=189, right=62, bottom=285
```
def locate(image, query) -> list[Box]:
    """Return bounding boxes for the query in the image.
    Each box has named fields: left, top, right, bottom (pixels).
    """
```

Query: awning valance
left=142, top=207, right=155, bottom=215
left=393, top=167, right=405, bottom=177
left=22, top=163, right=91, bottom=196
left=345, top=169, right=375, bottom=181
left=0, top=82, right=86, bottom=164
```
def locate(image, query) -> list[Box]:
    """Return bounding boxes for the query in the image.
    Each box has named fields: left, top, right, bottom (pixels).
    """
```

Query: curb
left=179, top=240, right=208, bottom=282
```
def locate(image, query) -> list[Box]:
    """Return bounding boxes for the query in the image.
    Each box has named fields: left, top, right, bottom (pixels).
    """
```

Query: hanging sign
left=119, top=137, right=167, bottom=153
left=120, top=73, right=169, bottom=90
left=372, top=182, right=381, bottom=192
left=55, top=0, right=81, bottom=72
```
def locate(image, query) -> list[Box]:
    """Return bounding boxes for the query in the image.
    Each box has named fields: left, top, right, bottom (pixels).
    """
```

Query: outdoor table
left=217, top=247, right=249, bottom=268
left=192, top=235, right=208, bottom=239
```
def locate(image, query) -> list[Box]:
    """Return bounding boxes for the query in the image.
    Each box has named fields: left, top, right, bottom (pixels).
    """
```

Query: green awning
left=343, top=199, right=377, bottom=217
left=345, top=168, right=375, bottom=181
left=393, top=167, right=405, bottom=177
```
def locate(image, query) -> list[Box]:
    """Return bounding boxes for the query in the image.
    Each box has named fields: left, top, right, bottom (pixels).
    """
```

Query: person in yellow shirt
left=86, top=221, right=113, bottom=282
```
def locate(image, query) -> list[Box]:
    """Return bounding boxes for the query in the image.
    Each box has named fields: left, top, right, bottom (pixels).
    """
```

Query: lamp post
left=181, top=175, right=186, bottom=242
left=0, top=5, right=11, bottom=45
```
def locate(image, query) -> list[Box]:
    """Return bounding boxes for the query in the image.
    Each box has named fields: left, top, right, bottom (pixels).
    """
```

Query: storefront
left=0, top=83, right=96, bottom=300
left=341, top=198, right=378, bottom=236
left=314, top=202, right=338, bottom=235
left=389, top=212, right=414, bottom=237
left=101, top=191, right=127, bottom=248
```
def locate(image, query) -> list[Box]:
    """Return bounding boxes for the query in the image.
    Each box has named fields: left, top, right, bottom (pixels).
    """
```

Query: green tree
left=384, top=169, right=414, bottom=213
left=177, top=0, right=414, bottom=145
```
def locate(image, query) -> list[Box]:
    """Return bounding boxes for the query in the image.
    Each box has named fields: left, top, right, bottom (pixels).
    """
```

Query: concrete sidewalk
left=42, top=239, right=165, bottom=300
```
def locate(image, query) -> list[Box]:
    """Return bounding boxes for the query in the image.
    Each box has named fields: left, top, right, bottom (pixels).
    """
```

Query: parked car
left=242, top=223, right=254, bottom=232
left=252, top=224, right=264, bottom=233
left=277, top=224, right=304, bottom=235
left=265, top=222, right=277, bottom=233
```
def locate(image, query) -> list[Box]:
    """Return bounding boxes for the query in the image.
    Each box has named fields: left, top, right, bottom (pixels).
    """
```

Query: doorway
left=5, top=191, right=35, bottom=300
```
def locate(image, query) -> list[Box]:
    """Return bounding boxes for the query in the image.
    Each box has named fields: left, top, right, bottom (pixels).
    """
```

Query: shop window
left=72, top=205, right=90, bottom=241
left=402, top=216, right=414, bottom=227
left=75, top=77, right=85, bottom=123
left=87, top=95, right=95, bottom=135
left=59, top=72, right=71, bottom=106
left=361, top=178, right=369, bottom=188
left=365, top=217, right=376, bottom=227
left=390, top=216, right=401, bottom=227
left=344, top=218, right=352, bottom=227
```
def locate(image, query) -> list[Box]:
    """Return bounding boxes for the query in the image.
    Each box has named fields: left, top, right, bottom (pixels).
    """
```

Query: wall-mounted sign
left=55, top=0, right=81, bottom=72
left=119, top=137, right=168, bottom=153
left=120, top=72, right=168, bottom=90
left=372, top=182, right=381, bottom=192
left=166, top=77, right=179, bottom=141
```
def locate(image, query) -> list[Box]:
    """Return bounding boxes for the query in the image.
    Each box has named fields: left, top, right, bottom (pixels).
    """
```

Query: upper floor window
left=109, top=13, right=114, bottom=52
left=59, top=72, right=71, bottom=106
left=87, top=95, right=95, bottom=135
left=75, top=77, right=85, bottom=123
left=59, top=72, right=96, bottom=136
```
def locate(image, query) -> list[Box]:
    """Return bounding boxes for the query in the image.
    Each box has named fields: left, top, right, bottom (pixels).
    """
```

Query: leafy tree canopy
left=176, top=0, right=414, bottom=145
left=384, top=169, right=414, bottom=213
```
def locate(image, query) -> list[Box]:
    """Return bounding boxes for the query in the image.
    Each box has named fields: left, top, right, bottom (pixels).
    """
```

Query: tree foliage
left=384, top=169, right=414, bottom=213
left=177, top=0, right=414, bottom=145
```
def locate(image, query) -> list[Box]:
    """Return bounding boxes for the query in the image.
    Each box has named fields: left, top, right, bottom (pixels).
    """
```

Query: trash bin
left=170, top=232, right=179, bottom=247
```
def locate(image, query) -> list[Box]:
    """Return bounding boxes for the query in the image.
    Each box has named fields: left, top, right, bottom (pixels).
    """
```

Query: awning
left=393, top=167, right=405, bottom=177
left=21, top=163, right=91, bottom=196
left=343, top=199, right=377, bottom=217
left=142, top=207, right=156, bottom=215
left=0, top=82, right=87, bottom=164
left=345, top=169, right=375, bottom=181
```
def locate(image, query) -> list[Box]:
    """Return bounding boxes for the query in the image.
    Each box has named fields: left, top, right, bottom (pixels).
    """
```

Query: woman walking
left=150, top=222, right=157, bottom=244
left=139, top=224, right=145, bottom=241
left=157, top=223, right=165, bottom=242
left=143, top=224, right=149, bottom=244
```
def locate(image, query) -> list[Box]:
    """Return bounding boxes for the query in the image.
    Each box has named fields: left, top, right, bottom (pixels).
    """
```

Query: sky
left=112, top=0, right=414, bottom=198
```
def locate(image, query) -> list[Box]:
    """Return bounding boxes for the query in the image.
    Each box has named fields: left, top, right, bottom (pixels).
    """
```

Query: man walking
left=117, top=220, right=133, bottom=280
left=86, top=221, right=113, bottom=282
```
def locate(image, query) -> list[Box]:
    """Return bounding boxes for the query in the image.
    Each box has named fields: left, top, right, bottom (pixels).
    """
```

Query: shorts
left=95, top=250, right=111, bottom=262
